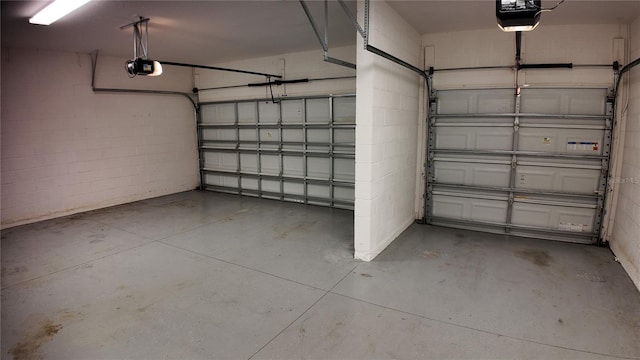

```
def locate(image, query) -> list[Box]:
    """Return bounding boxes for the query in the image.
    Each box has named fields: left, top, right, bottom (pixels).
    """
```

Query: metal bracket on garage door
left=424, top=73, right=437, bottom=224
left=595, top=98, right=614, bottom=244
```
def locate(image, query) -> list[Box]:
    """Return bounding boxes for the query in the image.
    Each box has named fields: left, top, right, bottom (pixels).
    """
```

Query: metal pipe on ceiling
left=159, top=61, right=282, bottom=79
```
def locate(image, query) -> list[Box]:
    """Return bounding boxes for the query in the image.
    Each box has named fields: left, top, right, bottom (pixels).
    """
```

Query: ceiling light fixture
left=497, top=0, right=566, bottom=32
left=122, top=17, right=162, bottom=77
left=29, top=0, right=92, bottom=26
left=496, top=0, right=541, bottom=32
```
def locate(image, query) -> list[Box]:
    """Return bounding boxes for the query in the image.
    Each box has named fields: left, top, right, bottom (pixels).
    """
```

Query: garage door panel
left=308, top=158, right=330, bottom=179
left=201, top=103, right=235, bottom=123
left=431, top=195, right=466, bottom=219
left=239, top=129, right=257, bottom=142
left=281, top=100, right=304, bottom=123
left=283, top=181, right=304, bottom=196
left=435, top=127, right=513, bottom=150
left=308, top=129, right=330, bottom=143
left=519, top=88, right=607, bottom=115
left=306, top=99, right=330, bottom=123
left=334, top=97, right=356, bottom=123
left=334, top=186, right=355, bottom=202
left=282, top=129, right=304, bottom=143
left=201, top=128, right=235, bottom=143
left=259, top=155, right=279, bottom=175
left=511, top=202, right=595, bottom=233
left=470, top=202, right=508, bottom=223
left=334, top=158, right=355, bottom=181
left=434, top=161, right=511, bottom=187
left=205, top=174, right=237, bottom=188
left=260, top=179, right=279, bottom=193
left=432, top=191, right=508, bottom=223
left=238, top=102, right=257, bottom=123
left=515, top=165, right=600, bottom=194
left=203, top=152, right=237, bottom=171
left=240, top=154, right=258, bottom=173
left=518, top=128, right=603, bottom=155
left=436, top=89, right=515, bottom=114
left=258, top=102, right=279, bottom=123
left=241, top=178, right=259, bottom=191
left=283, top=156, right=303, bottom=177
left=334, top=129, right=355, bottom=144
left=259, top=129, right=280, bottom=143
left=308, top=184, right=330, bottom=198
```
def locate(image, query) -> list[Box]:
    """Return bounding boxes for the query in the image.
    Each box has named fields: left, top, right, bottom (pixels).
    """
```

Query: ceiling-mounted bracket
left=120, top=16, right=151, bottom=60
left=299, top=0, right=357, bottom=70
left=336, top=0, right=364, bottom=39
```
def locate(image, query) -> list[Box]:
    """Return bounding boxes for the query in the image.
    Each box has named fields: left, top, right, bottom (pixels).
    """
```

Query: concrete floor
left=1, top=191, right=639, bottom=360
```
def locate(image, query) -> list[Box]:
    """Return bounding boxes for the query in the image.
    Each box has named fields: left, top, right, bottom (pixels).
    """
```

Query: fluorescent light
left=29, top=0, right=92, bottom=26
left=498, top=23, right=539, bottom=32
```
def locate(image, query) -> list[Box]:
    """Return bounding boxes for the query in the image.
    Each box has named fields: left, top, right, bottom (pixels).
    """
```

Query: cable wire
left=529, top=0, right=565, bottom=16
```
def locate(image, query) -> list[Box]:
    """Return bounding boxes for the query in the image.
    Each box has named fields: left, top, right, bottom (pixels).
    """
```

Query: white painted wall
left=1, top=48, right=199, bottom=228
left=423, top=24, right=627, bottom=89
left=195, top=46, right=356, bottom=103
left=610, top=17, right=640, bottom=290
left=354, top=0, right=422, bottom=261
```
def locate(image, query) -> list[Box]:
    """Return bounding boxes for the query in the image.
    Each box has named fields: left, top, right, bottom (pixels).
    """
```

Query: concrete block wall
left=611, top=16, right=640, bottom=290
left=355, top=0, right=422, bottom=261
left=1, top=48, right=199, bottom=228
left=423, top=24, right=626, bottom=89
left=195, top=46, right=356, bottom=103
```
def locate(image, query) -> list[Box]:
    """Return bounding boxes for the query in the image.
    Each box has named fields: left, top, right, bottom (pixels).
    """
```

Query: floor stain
left=576, top=272, right=606, bottom=282
left=514, top=249, right=553, bottom=267
left=222, top=208, right=250, bottom=222
left=91, top=246, right=118, bottom=256
left=274, top=221, right=317, bottom=240
left=420, top=250, right=440, bottom=259
left=89, top=233, right=106, bottom=243
left=58, top=309, right=84, bottom=322
left=136, top=304, right=153, bottom=313
left=360, top=273, right=373, bottom=278
left=8, top=319, right=63, bottom=360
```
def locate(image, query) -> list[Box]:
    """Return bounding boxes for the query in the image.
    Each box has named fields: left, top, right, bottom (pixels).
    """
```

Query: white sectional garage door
left=426, top=87, right=612, bottom=244
left=198, top=95, right=355, bottom=209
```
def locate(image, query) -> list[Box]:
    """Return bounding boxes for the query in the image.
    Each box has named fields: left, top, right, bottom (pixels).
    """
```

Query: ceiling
left=388, top=0, right=640, bottom=34
left=2, top=0, right=640, bottom=65
left=1, top=0, right=358, bottom=64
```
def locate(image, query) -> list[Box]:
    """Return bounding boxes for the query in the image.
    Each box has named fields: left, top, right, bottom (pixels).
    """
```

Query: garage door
left=198, top=94, right=355, bottom=209
left=425, top=87, right=612, bottom=244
